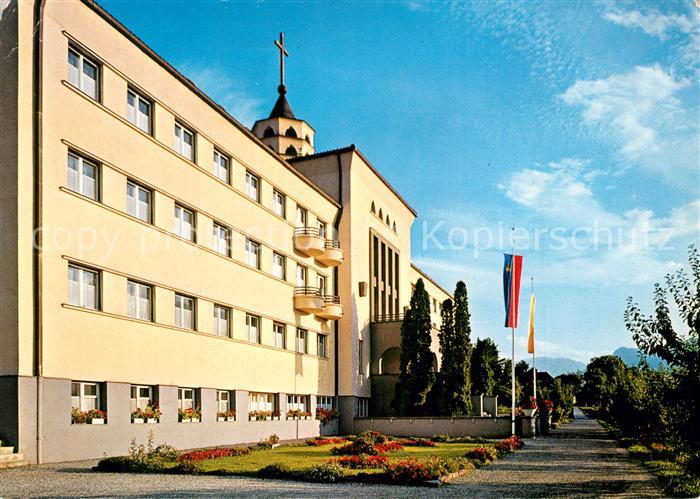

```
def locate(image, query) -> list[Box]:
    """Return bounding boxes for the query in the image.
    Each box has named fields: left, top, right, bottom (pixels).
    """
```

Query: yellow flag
left=527, top=293, right=535, bottom=354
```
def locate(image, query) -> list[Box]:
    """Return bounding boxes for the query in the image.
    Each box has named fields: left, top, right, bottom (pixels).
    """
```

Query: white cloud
left=177, top=64, right=263, bottom=127
left=560, top=65, right=697, bottom=184
left=603, top=9, right=696, bottom=40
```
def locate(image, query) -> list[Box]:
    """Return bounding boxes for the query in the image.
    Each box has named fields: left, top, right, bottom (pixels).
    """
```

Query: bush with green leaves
left=305, top=462, right=345, bottom=483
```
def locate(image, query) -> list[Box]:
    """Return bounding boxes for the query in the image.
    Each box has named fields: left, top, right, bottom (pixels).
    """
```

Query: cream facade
left=0, top=0, right=452, bottom=463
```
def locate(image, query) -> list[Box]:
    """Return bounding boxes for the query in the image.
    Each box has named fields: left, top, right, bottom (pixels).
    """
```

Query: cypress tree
left=451, top=281, right=473, bottom=415
left=433, top=299, right=455, bottom=416
left=394, top=279, right=435, bottom=416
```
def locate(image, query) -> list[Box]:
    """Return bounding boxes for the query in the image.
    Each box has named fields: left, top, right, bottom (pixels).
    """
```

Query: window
left=273, top=322, right=286, bottom=349
left=213, top=305, right=230, bottom=337
left=174, top=122, right=194, bottom=161
left=432, top=298, right=437, bottom=313
left=272, top=252, right=285, bottom=280
left=212, top=223, right=230, bottom=257
left=246, top=314, right=260, bottom=343
left=296, top=265, right=307, bottom=287
left=127, top=180, right=151, bottom=223
left=296, top=328, right=307, bottom=354
left=217, top=390, right=231, bottom=413
left=287, top=394, right=308, bottom=412
left=67, top=47, right=99, bottom=100
left=317, top=334, right=328, bottom=358
left=68, top=264, right=99, bottom=310
left=358, top=398, right=369, bottom=418
left=127, top=88, right=152, bottom=134
left=285, top=145, right=298, bottom=157
left=175, top=294, right=195, bottom=330
left=71, top=381, right=100, bottom=412
left=178, top=387, right=196, bottom=410
left=130, top=385, right=153, bottom=412
left=317, top=396, right=334, bottom=411
left=318, top=221, right=327, bottom=239
left=295, top=205, right=307, bottom=228
left=174, top=204, right=195, bottom=241
left=249, top=392, right=274, bottom=412
left=67, top=152, right=98, bottom=200
left=245, top=171, right=259, bottom=202
left=272, top=189, right=286, bottom=217
left=359, top=339, right=364, bottom=374
left=127, top=280, right=152, bottom=321
left=318, top=275, right=327, bottom=296
left=213, top=149, right=229, bottom=183
left=245, top=238, right=260, bottom=269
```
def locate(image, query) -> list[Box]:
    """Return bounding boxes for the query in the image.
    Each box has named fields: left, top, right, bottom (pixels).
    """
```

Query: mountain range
left=524, top=347, right=666, bottom=377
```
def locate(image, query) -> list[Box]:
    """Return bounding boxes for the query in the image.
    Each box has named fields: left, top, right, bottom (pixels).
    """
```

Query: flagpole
left=532, top=278, right=536, bottom=403
left=510, top=228, right=516, bottom=437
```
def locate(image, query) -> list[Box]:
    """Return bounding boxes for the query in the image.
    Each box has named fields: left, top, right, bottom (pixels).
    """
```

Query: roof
left=410, top=263, right=454, bottom=300
left=289, top=145, right=418, bottom=217
left=81, top=0, right=340, bottom=210
left=269, top=87, right=296, bottom=119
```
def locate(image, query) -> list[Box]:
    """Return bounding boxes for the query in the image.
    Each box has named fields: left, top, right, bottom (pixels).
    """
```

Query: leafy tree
left=625, top=245, right=700, bottom=455
left=470, top=338, right=499, bottom=396
left=515, top=360, right=531, bottom=405
left=549, top=378, right=575, bottom=422
left=494, top=357, right=515, bottom=402
left=394, top=279, right=435, bottom=416
left=582, top=355, right=628, bottom=412
left=448, top=281, right=473, bottom=415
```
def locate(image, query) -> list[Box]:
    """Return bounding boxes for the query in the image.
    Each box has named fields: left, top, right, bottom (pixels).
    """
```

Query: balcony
left=293, top=286, right=324, bottom=314
left=316, top=295, right=343, bottom=320
left=316, top=240, right=344, bottom=267
left=293, top=227, right=324, bottom=257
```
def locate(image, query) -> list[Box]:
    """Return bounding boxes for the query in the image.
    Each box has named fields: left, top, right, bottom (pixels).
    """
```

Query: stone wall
left=352, top=416, right=511, bottom=438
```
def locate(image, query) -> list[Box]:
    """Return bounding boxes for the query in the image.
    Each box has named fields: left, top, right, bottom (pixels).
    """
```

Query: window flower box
left=72, top=408, right=108, bottom=425
left=217, top=410, right=236, bottom=422
left=316, top=408, right=339, bottom=425
left=178, top=406, right=201, bottom=423
left=286, top=409, right=302, bottom=420
left=303, top=411, right=313, bottom=420
left=249, top=410, right=272, bottom=421
left=272, top=410, right=280, bottom=421
left=132, top=403, right=161, bottom=424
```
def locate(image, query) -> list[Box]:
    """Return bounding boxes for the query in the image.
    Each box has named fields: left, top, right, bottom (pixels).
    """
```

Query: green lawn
left=195, top=442, right=488, bottom=476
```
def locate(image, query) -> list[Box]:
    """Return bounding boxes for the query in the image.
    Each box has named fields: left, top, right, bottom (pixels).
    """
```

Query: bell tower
left=252, top=33, right=315, bottom=159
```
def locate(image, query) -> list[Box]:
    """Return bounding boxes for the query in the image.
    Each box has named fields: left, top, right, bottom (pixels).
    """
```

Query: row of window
left=67, top=262, right=329, bottom=356
left=68, top=45, right=330, bottom=234
left=72, top=382, right=334, bottom=421
left=68, top=150, right=327, bottom=287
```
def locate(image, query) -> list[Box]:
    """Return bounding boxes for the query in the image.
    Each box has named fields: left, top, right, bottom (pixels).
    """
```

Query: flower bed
left=393, top=438, right=436, bottom=447
left=177, top=447, right=252, bottom=462
left=306, top=437, right=348, bottom=446
left=327, top=454, right=389, bottom=469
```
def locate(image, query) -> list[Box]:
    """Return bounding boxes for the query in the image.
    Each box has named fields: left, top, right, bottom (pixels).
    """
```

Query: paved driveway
left=0, top=409, right=662, bottom=498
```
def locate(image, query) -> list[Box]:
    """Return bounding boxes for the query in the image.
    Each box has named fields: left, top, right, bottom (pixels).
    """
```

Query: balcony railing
left=371, top=313, right=405, bottom=323
left=316, top=238, right=343, bottom=267
left=293, top=227, right=324, bottom=257
left=325, top=239, right=340, bottom=249
left=293, top=286, right=323, bottom=314
left=317, top=294, right=343, bottom=320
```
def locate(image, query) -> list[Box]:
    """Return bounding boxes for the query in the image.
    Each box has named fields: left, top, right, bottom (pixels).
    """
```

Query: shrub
left=431, top=434, right=450, bottom=442
left=328, top=454, right=389, bottom=469
left=423, top=455, right=474, bottom=476
left=495, top=436, right=524, bottom=455
left=257, top=463, right=291, bottom=479
left=173, top=459, right=200, bottom=474
left=387, top=458, right=439, bottom=483
left=316, top=408, right=339, bottom=425
left=95, top=456, right=133, bottom=472
left=268, top=434, right=280, bottom=445
left=365, top=430, right=388, bottom=444
left=464, top=446, right=498, bottom=463
left=374, top=442, right=404, bottom=453
left=306, top=462, right=345, bottom=483
left=306, top=437, right=347, bottom=446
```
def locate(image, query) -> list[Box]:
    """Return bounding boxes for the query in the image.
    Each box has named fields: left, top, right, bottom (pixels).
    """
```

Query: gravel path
left=0, top=408, right=662, bottom=498
left=453, top=408, right=662, bottom=498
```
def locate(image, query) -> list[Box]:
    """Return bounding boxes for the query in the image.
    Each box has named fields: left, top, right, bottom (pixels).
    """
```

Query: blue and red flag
left=503, top=254, right=523, bottom=328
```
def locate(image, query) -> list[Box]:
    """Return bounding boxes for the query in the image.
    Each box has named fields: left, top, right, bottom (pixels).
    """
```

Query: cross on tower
left=274, top=32, right=289, bottom=92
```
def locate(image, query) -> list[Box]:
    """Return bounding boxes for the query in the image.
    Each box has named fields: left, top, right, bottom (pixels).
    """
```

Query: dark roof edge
left=290, top=145, right=418, bottom=217
left=81, top=0, right=340, bottom=209
left=410, top=263, right=454, bottom=300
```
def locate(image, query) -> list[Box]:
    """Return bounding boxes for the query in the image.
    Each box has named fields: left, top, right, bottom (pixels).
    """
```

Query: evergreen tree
left=432, top=299, right=455, bottom=416
left=394, top=279, right=436, bottom=416
left=449, top=281, right=473, bottom=415
left=470, top=338, right=499, bottom=396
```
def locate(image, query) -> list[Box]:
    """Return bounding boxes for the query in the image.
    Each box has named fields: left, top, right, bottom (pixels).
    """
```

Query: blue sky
left=101, top=0, right=699, bottom=364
